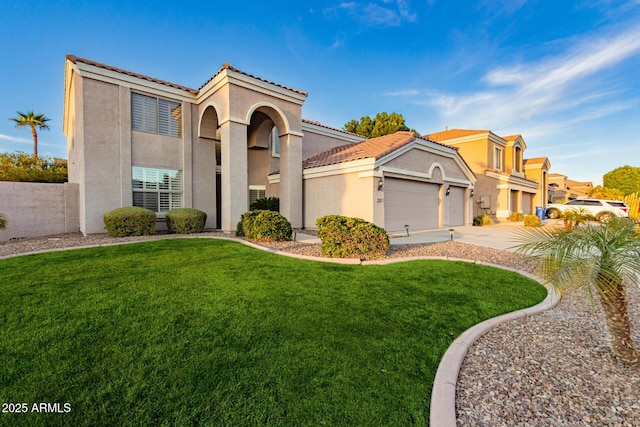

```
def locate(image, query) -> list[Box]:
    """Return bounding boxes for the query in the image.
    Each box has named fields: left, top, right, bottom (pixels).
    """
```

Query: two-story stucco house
left=63, top=55, right=476, bottom=235
left=428, top=129, right=550, bottom=219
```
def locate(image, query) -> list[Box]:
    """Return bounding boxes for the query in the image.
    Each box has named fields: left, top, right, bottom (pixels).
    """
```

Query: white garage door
left=448, top=186, right=465, bottom=226
left=384, top=178, right=439, bottom=232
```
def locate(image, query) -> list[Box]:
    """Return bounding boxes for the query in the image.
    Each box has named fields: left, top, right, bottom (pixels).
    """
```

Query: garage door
left=384, top=178, right=439, bottom=232
left=522, top=193, right=532, bottom=215
left=448, top=186, right=465, bottom=226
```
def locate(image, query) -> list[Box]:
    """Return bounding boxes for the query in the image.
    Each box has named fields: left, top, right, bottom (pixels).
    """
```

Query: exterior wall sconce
left=449, top=228, right=455, bottom=241
left=377, top=178, right=384, bottom=190
left=470, top=189, right=474, bottom=198
left=445, top=186, right=451, bottom=196
left=404, top=224, right=410, bottom=236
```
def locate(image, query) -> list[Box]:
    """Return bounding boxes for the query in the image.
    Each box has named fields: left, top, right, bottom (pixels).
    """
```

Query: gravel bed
left=2, top=232, right=639, bottom=425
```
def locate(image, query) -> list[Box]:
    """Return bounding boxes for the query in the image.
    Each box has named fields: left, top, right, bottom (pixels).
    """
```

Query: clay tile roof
left=427, top=129, right=490, bottom=141
left=502, top=134, right=522, bottom=141
left=301, top=119, right=363, bottom=137
left=66, top=54, right=197, bottom=93
left=303, top=131, right=422, bottom=169
left=523, top=157, right=548, bottom=165
left=198, top=63, right=308, bottom=96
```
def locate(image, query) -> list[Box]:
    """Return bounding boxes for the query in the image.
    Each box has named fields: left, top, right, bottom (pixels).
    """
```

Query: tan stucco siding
left=301, top=131, right=356, bottom=160
left=131, top=132, right=183, bottom=169
left=384, top=150, right=468, bottom=181
left=80, top=78, right=124, bottom=233
left=228, top=85, right=302, bottom=134
left=191, top=102, right=217, bottom=229
left=303, top=172, right=374, bottom=228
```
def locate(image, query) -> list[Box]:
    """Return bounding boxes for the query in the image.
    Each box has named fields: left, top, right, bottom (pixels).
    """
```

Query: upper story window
left=270, top=126, right=280, bottom=157
left=131, top=93, right=182, bottom=137
left=494, top=147, right=503, bottom=171
left=515, top=146, right=523, bottom=172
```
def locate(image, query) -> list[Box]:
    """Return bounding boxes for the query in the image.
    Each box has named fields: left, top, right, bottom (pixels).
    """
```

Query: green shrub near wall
left=241, top=210, right=292, bottom=242
left=473, top=215, right=494, bottom=226
left=316, top=215, right=389, bottom=260
left=0, top=213, right=6, bottom=230
left=523, top=214, right=542, bottom=227
left=104, top=207, right=156, bottom=237
left=166, top=208, right=207, bottom=234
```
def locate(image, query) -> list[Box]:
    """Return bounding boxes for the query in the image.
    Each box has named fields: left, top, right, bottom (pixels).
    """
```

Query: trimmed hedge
left=316, top=215, right=389, bottom=260
left=166, top=208, right=207, bottom=234
left=473, top=215, right=494, bottom=226
left=509, top=212, right=524, bottom=222
left=524, top=214, right=542, bottom=227
left=104, top=207, right=156, bottom=237
left=241, top=210, right=292, bottom=242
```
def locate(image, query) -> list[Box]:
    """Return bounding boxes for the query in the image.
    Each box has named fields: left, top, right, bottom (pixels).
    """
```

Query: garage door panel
left=448, top=186, right=465, bottom=226
left=384, top=178, right=439, bottom=232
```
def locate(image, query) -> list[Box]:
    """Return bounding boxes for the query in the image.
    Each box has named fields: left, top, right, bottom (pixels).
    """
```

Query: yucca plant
left=623, top=192, right=639, bottom=221
left=514, top=217, right=640, bottom=366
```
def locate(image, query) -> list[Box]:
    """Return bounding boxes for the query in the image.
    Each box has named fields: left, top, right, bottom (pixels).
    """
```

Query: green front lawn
left=0, top=239, right=546, bottom=426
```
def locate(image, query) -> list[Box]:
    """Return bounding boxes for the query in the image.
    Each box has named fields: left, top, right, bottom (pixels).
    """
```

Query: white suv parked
left=545, top=199, right=630, bottom=222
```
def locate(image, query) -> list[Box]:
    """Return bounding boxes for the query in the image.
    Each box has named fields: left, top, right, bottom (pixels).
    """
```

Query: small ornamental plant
left=316, top=215, right=389, bottom=260
left=104, top=206, right=156, bottom=237
left=166, top=208, right=207, bottom=234
left=241, top=210, right=292, bottom=242
left=523, top=214, right=542, bottom=227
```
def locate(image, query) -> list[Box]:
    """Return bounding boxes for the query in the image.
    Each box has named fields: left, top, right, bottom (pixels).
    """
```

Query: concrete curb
left=429, top=269, right=559, bottom=427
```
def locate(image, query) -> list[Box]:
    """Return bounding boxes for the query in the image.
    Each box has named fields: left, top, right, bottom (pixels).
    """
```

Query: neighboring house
left=63, top=55, right=475, bottom=235
left=428, top=130, right=550, bottom=219
left=548, top=173, right=593, bottom=202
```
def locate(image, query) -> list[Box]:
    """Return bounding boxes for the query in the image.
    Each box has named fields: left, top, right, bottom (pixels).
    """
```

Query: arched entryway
left=198, top=105, right=222, bottom=229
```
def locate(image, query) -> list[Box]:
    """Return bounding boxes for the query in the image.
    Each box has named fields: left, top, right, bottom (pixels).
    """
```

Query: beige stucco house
left=63, top=55, right=475, bottom=235
left=428, top=129, right=550, bottom=219
left=548, top=173, right=593, bottom=202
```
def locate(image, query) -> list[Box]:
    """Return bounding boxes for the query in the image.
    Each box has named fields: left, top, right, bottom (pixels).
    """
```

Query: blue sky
left=1, top=0, right=639, bottom=185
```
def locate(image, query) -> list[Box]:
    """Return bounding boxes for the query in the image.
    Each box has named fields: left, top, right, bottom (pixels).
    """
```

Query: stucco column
left=220, top=120, right=248, bottom=232
left=279, top=133, right=303, bottom=228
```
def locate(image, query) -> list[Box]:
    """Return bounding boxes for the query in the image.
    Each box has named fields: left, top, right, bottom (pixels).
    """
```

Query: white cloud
left=326, top=1, right=417, bottom=26
left=422, top=24, right=640, bottom=130
left=0, top=134, right=31, bottom=144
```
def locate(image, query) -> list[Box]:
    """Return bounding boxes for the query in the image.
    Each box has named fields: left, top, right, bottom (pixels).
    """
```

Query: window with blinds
left=131, top=93, right=182, bottom=137
left=132, top=167, right=182, bottom=213
left=249, top=185, right=266, bottom=206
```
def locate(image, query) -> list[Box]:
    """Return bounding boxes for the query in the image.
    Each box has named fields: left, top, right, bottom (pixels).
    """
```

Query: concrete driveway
left=388, top=224, right=529, bottom=251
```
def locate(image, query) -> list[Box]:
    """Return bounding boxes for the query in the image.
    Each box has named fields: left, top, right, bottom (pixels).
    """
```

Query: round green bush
left=166, top=208, right=207, bottom=234
left=242, top=210, right=292, bottom=242
left=316, top=214, right=389, bottom=260
left=103, top=206, right=156, bottom=237
left=0, top=213, right=6, bottom=230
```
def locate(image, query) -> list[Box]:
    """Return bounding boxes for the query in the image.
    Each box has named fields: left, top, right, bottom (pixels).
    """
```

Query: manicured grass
left=0, top=239, right=546, bottom=426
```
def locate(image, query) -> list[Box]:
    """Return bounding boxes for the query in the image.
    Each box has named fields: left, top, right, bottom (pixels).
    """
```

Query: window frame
left=131, top=92, right=182, bottom=138
left=493, top=147, right=503, bottom=171
left=132, top=166, right=183, bottom=214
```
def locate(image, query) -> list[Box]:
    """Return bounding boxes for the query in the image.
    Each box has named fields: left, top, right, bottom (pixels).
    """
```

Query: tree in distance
left=10, top=111, right=50, bottom=159
left=344, top=112, right=416, bottom=138
left=603, top=165, right=640, bottom=196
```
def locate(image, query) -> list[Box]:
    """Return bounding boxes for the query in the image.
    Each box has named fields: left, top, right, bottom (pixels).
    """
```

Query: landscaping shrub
left=104, top=206, right=156, bottom=237
left=316, top=214, right=389, bottom=260
left=236, top=210, right=260, bottom=237
left=523, top=214, right=542, bottom=227
left=250, top=197, right=279, bottom=212
left=0, top=213, right=6, bottom=230
left=165, top=208, right=207, bottom=234
left=242, top=210, right=292, bottom=242
left=473, top=214, right=494, bottom=226
left=509, top=212, right=524, bottom=222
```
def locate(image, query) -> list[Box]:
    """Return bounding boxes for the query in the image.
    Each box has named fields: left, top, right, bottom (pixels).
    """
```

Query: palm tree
left=10, top=111, right=50, bottom=158
left=514, top=218, right=640, bottom=366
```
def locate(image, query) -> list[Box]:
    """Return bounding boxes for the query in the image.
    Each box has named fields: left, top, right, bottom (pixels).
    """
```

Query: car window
left=607, top=201, right=627, bottom=207
left=567, top=200, right=583, bottom=205
left=583, top=200, right=602, bottom=206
